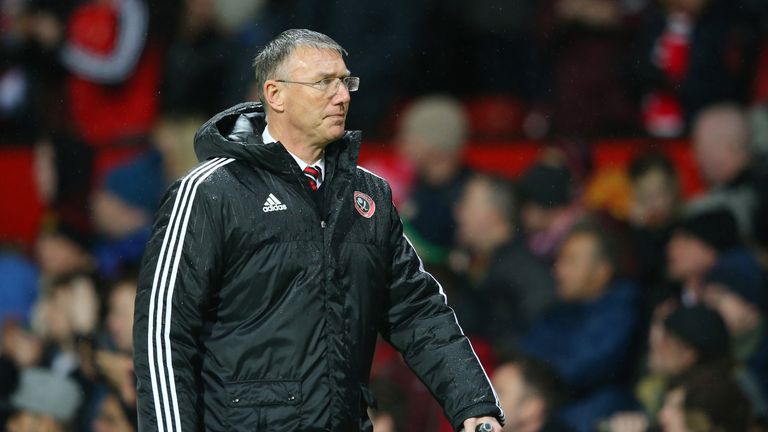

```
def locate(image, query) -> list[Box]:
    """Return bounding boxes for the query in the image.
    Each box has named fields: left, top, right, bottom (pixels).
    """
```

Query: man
left=606, top=306, right=746, bottom=432
left=520, top=222, right=639, bottom=432
left=689, top=103, right=761, bottom=237
left=397, top=94, right=473, bottom=265
left=133, top=29, right=503, bottom=431
left=658, top=366, right=751, bottom=432
left=517, top=160, right=583, bottom=263
left=665, top=207, right=745, bottom=306
left=626, top=153, right=683, bottom=287
left=454, top=174, right=555, bottom=348
left=492, top=355, right=571, bottom=432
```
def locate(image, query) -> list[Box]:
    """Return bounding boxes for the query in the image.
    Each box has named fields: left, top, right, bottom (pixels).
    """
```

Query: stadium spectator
left=520, top=221, right=640, bottom=432
left=34, top=272, right=100, bottom=376
left=633, top=306, right=732, bottom=422
left=689, top=103, right=762, bottom=238
left=664, top=207, right=743, bottom=307
left=91, top=114, right=201, bottom=277
left=35, top=220, right=94, bottom=281
left=658, top=366, right=752, bottom=432
left=627, top=153, right=683, bottom=288
left=518, top=158, right=583, bottom=263
left=396, top=95, right=473, bottom=265
left=453, top=174, right=556, bottom=348
left=91, top=391, right=135, bottom=432
left=492, top=354, right=572, bottom=432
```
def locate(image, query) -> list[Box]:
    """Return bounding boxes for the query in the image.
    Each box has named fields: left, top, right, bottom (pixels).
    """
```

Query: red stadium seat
left=465, top=95, right=526, bottom=138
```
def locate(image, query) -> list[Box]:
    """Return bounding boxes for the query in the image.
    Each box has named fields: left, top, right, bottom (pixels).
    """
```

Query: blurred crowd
left=1, top=0, right=768, bottom=432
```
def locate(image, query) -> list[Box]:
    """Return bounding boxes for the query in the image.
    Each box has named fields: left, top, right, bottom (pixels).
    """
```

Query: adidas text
left=263, top=194, right=287, bottom=212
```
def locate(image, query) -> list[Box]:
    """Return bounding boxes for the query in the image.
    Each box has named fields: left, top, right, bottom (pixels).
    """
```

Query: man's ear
left=264, top=80, right=285, bottom=113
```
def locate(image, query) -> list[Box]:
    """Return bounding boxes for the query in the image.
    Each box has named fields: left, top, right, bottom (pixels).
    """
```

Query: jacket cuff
left=450, top=402, right=505, bottom=431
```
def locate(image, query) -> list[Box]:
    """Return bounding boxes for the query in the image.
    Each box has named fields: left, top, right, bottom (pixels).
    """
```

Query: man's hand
left=462, top=416, right=502, bottom=432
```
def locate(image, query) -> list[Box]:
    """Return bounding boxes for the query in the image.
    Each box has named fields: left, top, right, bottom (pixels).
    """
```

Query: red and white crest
left=354, top=191, right=376, bottom=218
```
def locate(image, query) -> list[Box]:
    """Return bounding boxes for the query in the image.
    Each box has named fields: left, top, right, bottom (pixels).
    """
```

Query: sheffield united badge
left=354, top=191, right=376, bottom=218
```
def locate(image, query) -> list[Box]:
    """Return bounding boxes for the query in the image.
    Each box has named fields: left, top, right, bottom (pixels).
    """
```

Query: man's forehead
left=285, top=46, right=348, bottom=76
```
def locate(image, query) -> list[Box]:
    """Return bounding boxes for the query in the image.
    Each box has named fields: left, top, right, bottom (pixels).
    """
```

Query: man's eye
left=319, top=78, right=335, bottom=87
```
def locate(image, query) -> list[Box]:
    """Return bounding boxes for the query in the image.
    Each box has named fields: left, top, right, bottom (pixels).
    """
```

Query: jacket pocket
left=226, top=379, right=302, bottom=431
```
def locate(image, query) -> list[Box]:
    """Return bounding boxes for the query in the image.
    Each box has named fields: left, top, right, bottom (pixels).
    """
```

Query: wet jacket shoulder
left=133, top=102, right=503, bottom=431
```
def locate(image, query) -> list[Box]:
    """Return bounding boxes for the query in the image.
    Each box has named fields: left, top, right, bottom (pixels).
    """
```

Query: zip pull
left=320, top=220, right=327, bottom=229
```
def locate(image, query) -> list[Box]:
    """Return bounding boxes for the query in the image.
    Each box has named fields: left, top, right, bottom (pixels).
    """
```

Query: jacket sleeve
left=380, top=201, right=505, bottom=431
left=133, top=170, right=227, bottom=431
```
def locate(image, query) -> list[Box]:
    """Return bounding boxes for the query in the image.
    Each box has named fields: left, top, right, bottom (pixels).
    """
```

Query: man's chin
left=327, top=124, right=346, bottom=140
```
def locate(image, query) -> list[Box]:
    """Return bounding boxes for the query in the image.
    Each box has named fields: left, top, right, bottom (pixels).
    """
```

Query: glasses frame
left=275, top=76, right=360, bottom=93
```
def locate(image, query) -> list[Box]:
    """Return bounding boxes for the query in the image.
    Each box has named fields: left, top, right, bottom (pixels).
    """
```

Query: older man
left=133, top=29, right=503, bottom=431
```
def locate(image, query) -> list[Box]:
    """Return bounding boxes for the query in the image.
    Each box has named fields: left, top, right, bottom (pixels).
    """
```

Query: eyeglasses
left=275, top=76, right=360, bottom=94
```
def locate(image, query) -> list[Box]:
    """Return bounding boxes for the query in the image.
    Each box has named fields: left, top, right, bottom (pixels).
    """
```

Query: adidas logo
left=262, top=193, right=287, bottom=212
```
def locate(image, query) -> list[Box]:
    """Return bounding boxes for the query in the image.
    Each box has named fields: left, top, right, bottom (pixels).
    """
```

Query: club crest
left=354, top=191, right=376, bottom=218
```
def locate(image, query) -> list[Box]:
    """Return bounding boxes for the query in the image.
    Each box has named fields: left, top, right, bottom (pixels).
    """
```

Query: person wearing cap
left=4, top=368, right=83, bottom=432
left=632, top=306, right=732, bottom=422
left=702, top=261, right=768, bottom=412
left=665, top=207, right=746, bottom=306
left=658, top=366, right=752, bottom=432
left=518, top=159, right=584, bottom=263
left=396, top=94, right=474, bottom=265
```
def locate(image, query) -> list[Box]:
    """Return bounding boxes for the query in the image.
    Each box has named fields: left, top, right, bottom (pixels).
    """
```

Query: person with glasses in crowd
left=133, top=29, right=504, bottom=431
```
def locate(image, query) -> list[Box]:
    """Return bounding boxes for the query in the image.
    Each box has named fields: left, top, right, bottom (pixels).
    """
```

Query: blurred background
left=1, top=0, right=768, bottom=431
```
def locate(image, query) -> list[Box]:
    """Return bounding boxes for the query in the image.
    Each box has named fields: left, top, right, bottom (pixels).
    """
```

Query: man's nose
left=332, top=81, right=351, bottom=104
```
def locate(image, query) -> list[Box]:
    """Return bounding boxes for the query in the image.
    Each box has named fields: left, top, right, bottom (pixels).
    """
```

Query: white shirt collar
left=262, top=123, right=325, bottom=183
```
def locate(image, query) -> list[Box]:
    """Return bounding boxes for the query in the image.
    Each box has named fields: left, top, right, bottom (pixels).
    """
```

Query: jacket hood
left=193, top=102, right=362, bottom=175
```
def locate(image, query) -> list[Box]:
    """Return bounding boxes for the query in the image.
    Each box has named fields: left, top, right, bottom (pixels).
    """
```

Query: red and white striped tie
left=303, top=165, right=322, bottom=191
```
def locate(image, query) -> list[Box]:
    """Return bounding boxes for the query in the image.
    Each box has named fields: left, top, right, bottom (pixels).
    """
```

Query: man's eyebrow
left=317, top=70, right=351, bottom=79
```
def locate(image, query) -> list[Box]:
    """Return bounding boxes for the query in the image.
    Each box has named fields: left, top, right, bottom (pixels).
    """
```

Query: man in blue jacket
left=521, top=221, right=639, bottom=432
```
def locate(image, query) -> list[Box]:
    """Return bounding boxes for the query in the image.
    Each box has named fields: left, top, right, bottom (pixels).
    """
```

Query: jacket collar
left=194, top=102, right=361, bottom=179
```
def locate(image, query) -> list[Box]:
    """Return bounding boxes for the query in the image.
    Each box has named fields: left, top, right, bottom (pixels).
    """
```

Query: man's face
left=521, top=204, right=555, bottom=235
left=631, top=168, right=677, bottom=228
left=278, top=46, right=351, bottom=147
left=492, top=364, right=542, bottom=432
left=692, top=112, right=748, bottom=187
left=455, top=178, right=503, bottom=252
left=554, top=234, right=603, bottom=302
left=666, top=233, right=717, bottom=282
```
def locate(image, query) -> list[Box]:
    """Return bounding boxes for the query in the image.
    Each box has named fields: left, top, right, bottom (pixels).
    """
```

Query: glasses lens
left=344, top=77, right=360, bottom=92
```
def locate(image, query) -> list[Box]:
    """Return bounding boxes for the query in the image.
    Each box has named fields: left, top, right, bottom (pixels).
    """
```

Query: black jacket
left=133, top=102, right=503, bottom=431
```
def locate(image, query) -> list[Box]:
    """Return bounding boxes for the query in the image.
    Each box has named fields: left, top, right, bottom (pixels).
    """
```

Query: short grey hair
left=252, top=29, right=347, bottom=105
